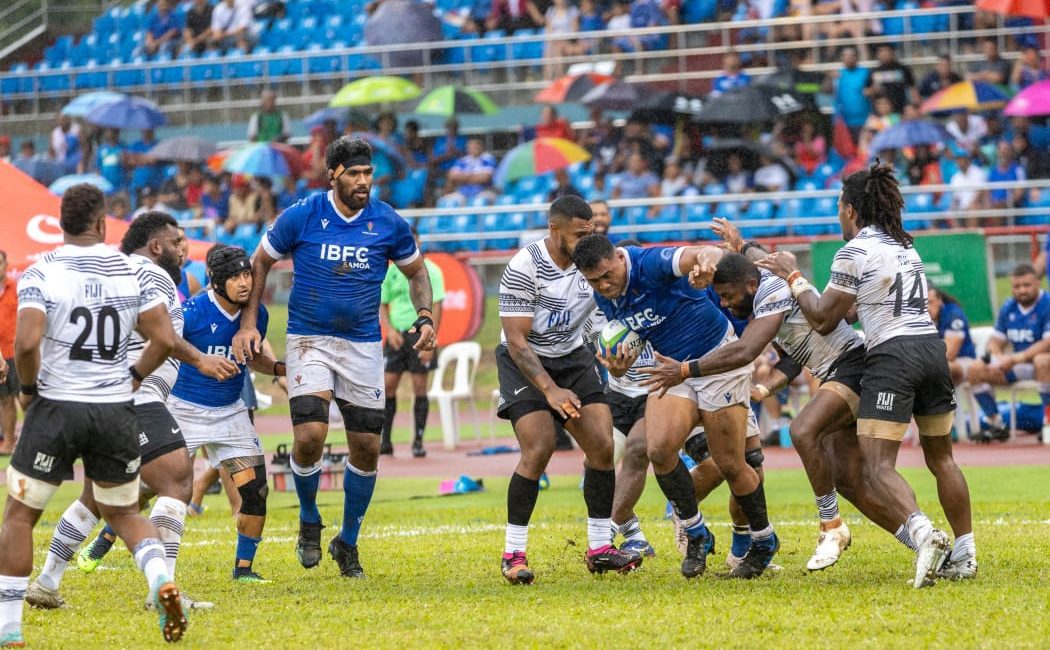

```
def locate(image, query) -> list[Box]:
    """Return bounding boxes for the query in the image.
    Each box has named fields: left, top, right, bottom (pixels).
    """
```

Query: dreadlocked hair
left=841, top=160, right=913, bottom=248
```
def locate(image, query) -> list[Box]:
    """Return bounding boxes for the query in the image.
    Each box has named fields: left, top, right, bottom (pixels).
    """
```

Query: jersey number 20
left=888, top=271, right=925, bottom=318
left=69, top=306, right=121, bottom=361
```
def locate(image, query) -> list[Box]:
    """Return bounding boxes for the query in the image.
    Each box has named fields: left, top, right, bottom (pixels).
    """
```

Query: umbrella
left=84, top=95, right=167, bottom=130
left=12, top=157, right=65, bottom=186
left=696, top=85, right=808, bottom=124
left=869, top=121, right=954, bottom=153
left=920, top=81, right=1011, bottom=114
left=148, top=136, right=218, bottom=163
left=356, top=133, right=407, bottom=169
left=61, top=91, right=126, bottom=117
left=534, top=73, right=615, bottom=104
left=1004, top=79, right=1050, bottom=117
left=364, top=0, right=443, bottom=68
left=304, top=106, right=349, bottom=131
left=759, top=69, right=825, bottom=97
left=414, top=85, right=500, bottom=117
left=494, top=137, right=591, bottom=186
left=580, top=81, right=642, bottom=111
left=49, top=174, right=115, bottom=196
left=330, top=76, right=422, bottom=107
left=209, top=142, right=306, bottom=177
left=631, top=90, right=705, bottom=124
left=976, top=0, right=1049, bottom=19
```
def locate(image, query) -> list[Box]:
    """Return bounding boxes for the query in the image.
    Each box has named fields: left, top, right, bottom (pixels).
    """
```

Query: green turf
left=6, top=466, right=1050, bottom=648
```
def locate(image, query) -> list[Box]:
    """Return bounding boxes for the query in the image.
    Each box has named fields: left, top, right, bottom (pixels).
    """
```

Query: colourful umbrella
left=84, top=95, right=167, bottom=130
left=148, top=136, right=217, bottom=162
left=976, top=0, right=1049, bottom=19
left=535, top=73, right=615, bottom=104
left=1004, top=79, right=1050, bottom=117
left=214, top=143, right=304, bottom=178
left=414, top=85, right=500, bottom=117
left=49, top=173, right=115, bottom=196
left=329, top=76, right=421, bottom=107
left=61, top=91, right=126, bottom=117
left=870, top=120, right=954, bottom=153
left=494, top=137, right=591, bottom=186
left=920, top=81, right=1011, bottom=114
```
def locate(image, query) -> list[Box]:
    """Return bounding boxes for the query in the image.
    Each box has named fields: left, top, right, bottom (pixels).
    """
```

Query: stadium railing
left=1, top=5, right=1043, bottom=129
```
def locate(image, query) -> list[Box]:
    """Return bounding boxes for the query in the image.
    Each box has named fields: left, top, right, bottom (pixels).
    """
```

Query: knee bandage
left=233, top=465, right=269, bottom=517
left=745, top=447, right=765, bottom=469
left=290, top=395, right=330, bottom=426
left=93, top=477, right=142, bottom=507
left=335, top=398, right=385, bottom=435
left=683, top=431, right=710, bottom=465
left=5, top=466, right=59, bottom=510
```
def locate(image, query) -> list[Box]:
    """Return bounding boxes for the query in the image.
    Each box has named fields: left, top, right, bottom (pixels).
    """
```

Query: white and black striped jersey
left=126, top=254, right=183, bottom=406
left=498, top=239, right=596, bottom=358
left=826, top=226, right=937, bottom=349
left=16, top=244, right=165, bottom=403
left=753, top=270, right=863, bottom=380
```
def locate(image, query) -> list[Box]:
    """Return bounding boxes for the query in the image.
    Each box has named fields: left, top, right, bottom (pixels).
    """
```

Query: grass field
left=7, top=465, right=1050, bottom=648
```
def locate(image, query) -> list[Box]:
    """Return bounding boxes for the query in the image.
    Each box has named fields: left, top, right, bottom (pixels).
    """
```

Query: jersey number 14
left=888, top=271, right=925, bottom=318
left=69, top=306, right=121, bottom=361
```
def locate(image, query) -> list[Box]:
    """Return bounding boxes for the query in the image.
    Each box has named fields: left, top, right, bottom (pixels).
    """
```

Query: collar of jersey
left=208, top=290, right=241, bottom=321
left=327, top=191, right=364, bottom=224
left=1015, top=290, right=1046, bottom=316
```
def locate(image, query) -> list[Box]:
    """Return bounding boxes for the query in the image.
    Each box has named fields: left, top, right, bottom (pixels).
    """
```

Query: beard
left=338, top=183, right=371, bottom=212
left=156, top=250, right=183, bottom=284
left=730, top=293, right=756, bottom=319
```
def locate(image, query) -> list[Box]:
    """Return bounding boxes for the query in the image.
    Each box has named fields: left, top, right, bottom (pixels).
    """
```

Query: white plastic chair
left=428, top=341, right=483, bottom=450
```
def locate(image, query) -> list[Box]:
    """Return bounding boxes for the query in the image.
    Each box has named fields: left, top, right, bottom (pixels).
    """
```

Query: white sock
left=290, top=457, right=323, bottom=477
left=894, top=523, right=918, bottom=551
left=132, top=539, right=170, bottom=590
left=38, top=500, right=99, bottom=590
left=504, top=524, right=528, bottom=555
left=953, top=533, right=976, bottom=560
left=0, top=575, right=28, bottom=637
left=587, top=517, right=612, bottom=550
left=905, top=512, right=934, bottom=549
left=149, top=497, right=187, bottom=579
left=815, top=491, right=840, bottom=523
left=619, top=516, right=648, bottom=543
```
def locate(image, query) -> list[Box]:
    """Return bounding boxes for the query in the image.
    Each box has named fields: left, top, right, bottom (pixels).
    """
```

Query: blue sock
left=731, top=525, right=751, bottom=557
left=235, top=533, right=261, bottom=570
left=291, top=458, right=323, bottom=525
left=340, top=462, right=378, bottom=546
left=101, top=524, right=116, bottom=538
left=974, top=390, right=999, bottom=419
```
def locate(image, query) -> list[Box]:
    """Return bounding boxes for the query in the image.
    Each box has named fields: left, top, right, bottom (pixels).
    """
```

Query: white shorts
left=167, top=396, right=262, bottom=468
left=686, top=409, right=760, bottom=440
left=286, top=334, right=385, bottom=409
left=1009, top=362, right=1035, bottom=382
left=665, top=327, right=753, bottom=412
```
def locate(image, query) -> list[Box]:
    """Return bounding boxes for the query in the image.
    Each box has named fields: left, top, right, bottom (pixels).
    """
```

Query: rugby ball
left=598, top=320, right=644, bottom=357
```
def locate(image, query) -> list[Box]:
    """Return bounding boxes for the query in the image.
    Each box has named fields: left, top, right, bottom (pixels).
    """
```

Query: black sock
left=507, top=472, right=540, bottom=526
left=413, top=395, right=429, bottom=442
left=654, top=459, right=699, bottom=522
left=733, top=481, right=771, bottom=533
left=582, top=466, right=615, bottom=519
left=381, top=397, right=396, bottom=445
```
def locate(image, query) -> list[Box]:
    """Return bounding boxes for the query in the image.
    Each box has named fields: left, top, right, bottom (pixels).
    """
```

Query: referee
left=379, top=228, right=445, bottom=457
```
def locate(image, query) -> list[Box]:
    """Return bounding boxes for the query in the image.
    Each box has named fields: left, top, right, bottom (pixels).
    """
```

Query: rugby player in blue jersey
left=572, top=234, right=779, bottom=579
left=232, top=137, right=436, bottom=578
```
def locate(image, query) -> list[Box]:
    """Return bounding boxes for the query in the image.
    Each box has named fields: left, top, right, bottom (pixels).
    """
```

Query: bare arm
left=1034, top=248, right=1047, bottom=279
left=232, top=246, right=278, bottom=362
left=398, top=256, right=437, bottom=352
left=986, top=335, right=1007, bottom=357
left=133, top=303, right=177, bottom=380
left=502, top=315, right=580, bottom=419
left=755, top=251, right=855, bottom=335
left=248, top=345, right=286, bottom=376
left=943, top=333, right=964, bottom=362
left=1013, top=336, right=1050, bottom=364
left=14, top=309, right=45, bottom=390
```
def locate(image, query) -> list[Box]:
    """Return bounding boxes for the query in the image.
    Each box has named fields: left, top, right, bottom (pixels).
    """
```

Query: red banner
left=427, top=252, right=485, bottom=346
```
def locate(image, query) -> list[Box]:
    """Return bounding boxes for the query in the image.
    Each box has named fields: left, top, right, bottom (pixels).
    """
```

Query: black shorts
left=608, top=390, right=647, bottom=435
left=496, top=344, right=608, bottom=425
left=821, top=345, right=865, bottom=397
left=858, top=334, right=956, bottom=424
left=384, top=330, right=434, bottom=375
left=12, top=397, right=140, bottom=485
left=0, top=359, right=19, bottom=397
left=136, top=401, right=187, bottom=465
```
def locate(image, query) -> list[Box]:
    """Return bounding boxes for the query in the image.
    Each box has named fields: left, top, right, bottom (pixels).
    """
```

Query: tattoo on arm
left=409, top=266, right=433, bottom=313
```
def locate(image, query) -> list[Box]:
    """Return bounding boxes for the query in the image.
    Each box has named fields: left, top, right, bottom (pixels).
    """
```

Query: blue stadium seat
left=229, top=49, right=265, bottom=80
left=260, top=24, right=286, bottom=50
left=114, top=56, right=147, bottom=89
left=391, top=168, right=428, bottom=208
left=716, top=201, right=744, bottom=220
left=638, top=206, right=679, bottom=244
left=74, top=60, right=105, bottom=90
left=1, top=63, right=28, bottom=95
left=69, top=37, right=91, bottom=67
left=268, top=46, right=303, bottom=76
left=37, top=62, right=70, bottom=93
left=741, top=200, right=783, bottom=238
left=92, top=13, right=115, bottom=38
left=904, top=192, right=937, bottom=230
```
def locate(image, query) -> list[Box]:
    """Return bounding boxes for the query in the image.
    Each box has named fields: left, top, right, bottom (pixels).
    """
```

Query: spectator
left=0, top=136, right=9, bottom=164
left=589, top=199, right=611, bottom=235
left=918, top=54, right=963, bottom=100
left=548, top=167, right=583, bottom=200
left=446, top=137, right=497, bottom=202
left=14, top=140, right=36, bottom=165
left=486, top=0, right=543, bottom=34
left=127, top=128, right=164, bottom=201
left=613, top=153, right=660, bottom=201
left=429, top=119, right=466, bottom=173
left=583, top=107, right=620, bottom=172
left=793, top=120, right=826, bottom=176
left=210, top=0, right=256, bottom=53
left=659, top=158, right=688, bottom=196
left=945, top=109, right=988, bottom=152
left=278, top=175, right=306, bottom=212
left=864, top=44, right=916, bottom=114
left=1011, top=45, right=1047, bottom=92
left=131, top=185, right=172, bottom=219
left=184, top=165, right=206, bottom=209
left=607, top=0, right=632, bottom=37
left=106, top=194, right=131, bottom=221
left=225, top=174, right=258, bottom=231
left=145, top=0, right=183, bottom=57
left=183, top=0, right=214, bottom=55
left=613, top=0, right=666, bottom=53
left=0, top=250, right=19, bottom=455
left=95, top=128, right=126, bottom=191
left=403, top=120, right=428, bottom=167
left=535, top=104, right=575, bottom=141
left=247, top=90, right=290, bottom=143
left=302, top=126, right=330, bottom=189
left=579, top=0, right=605, bottom=33
left=161, top=161, right=193, bottom=211
left=254, top=177, right=278, bottom=226
left=987, top=140, right=1027, bottom=209
left=828, top=46, right=871, bottom=141
left=754, top=152, right=789, bottom=191
left=543, top=0, right=581, bottom=80
left=927, top=285, right=976, bottom=387
left=949, top=152, right=987, bottom=215
left=723, top=153, right=753, bottom=193
left=863, top=94, right=900, bottom=133
left=201, top=173, right=229, bottom=222
left=711, top=50, right=751, bottom=97
left=968, top=37, right=1011, bottom=86
left=906, top=144, right=944, bottom=202
left=49, top=113, right=80, bottom=171
left=1012, top=132, right=1050, bottom=181
left=372, top=112, right=404, bottom=201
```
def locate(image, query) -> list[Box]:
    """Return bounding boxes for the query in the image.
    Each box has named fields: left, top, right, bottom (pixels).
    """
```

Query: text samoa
left=320, top=244, right=370, bottom=264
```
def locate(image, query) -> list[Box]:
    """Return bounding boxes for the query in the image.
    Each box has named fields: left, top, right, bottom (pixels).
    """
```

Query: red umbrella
left=976, top=0, right=1049, bottom=19
left=535, top=73, right=616, bottom=104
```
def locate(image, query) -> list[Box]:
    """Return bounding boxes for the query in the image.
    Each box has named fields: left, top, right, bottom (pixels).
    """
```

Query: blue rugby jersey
left=993, top=290, right=1050, bottom=355
left=262, top=192, right=418, bottom=342
left=171, top=291, right=269, bottom=408
left=936, top=301, right=976, bottom=359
